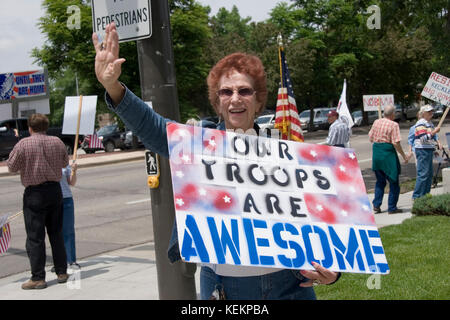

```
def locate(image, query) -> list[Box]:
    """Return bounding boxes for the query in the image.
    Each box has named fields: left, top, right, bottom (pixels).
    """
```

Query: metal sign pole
left=136, top=0, right=196, bottom=299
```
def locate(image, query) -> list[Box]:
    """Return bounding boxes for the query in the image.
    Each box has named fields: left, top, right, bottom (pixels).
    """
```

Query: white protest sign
left=167, top=123, right=390, bottom=274
left=62, top=96, right=97, bottom=135
left=421, top=72, right=450, bottom=107
left=363, top=94, right=395, bottom=111
left=91, top=0, right=152, bottom=43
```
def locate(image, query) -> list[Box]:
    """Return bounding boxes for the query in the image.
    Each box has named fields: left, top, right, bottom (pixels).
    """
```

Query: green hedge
left=412, top=193, right=450, bottom=216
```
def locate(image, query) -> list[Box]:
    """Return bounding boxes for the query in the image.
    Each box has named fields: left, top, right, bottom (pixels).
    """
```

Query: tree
left=170, top=0, right=212, bottom=119
left=31, top=0, right=140, bottom=124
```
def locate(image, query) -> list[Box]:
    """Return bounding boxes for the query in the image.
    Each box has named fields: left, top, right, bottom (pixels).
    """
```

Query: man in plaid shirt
left=7, top=113, right=70, bottom=290
left=369, top=105, right=408, bottom=214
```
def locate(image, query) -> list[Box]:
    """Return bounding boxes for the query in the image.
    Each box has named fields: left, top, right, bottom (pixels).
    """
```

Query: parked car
left=96, top=124, right=125, bottom=152
left=120, top=130, right=143, bottom=149
left=394, top=104, right=403, bottom=122
left=0, top=117, right=81, bottom=160
left=255, top=114, right=275, bottom=131
left=299, top=108, right=335, bottom=131
left=352, top=110, right=379, bottom=126
left=433, top=104, right=444, bottom=119
left=403, top=103, right=420, bottom=120
left=352, top=110, right=363, bottom=126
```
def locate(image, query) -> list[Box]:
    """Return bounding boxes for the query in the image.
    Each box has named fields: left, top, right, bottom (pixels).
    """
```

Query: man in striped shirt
left=369, top=105, right=408, bottom=214
left=326, top=110, right=349, bottom=147
left=7, top=113, right=69, bottom=290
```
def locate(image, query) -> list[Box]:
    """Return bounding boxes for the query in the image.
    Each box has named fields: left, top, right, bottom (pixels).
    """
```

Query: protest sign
left=167, top=123, right=389, bottom=274
left=421, top=72, right=450, bottom=107
left=62, top=96, right=97, bottom=135
left=0, top=70, right=48, bottom=101
left=363, top=95, right=395, bottom=112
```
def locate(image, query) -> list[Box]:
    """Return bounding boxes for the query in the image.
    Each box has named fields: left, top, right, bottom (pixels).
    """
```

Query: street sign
left=91, top=0, right=152, bottom=43
left=421, top=72, right=450, bottom=107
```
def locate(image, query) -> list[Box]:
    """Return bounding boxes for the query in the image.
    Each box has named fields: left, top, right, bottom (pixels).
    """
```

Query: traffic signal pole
left=136, top=0, right=197, bottom=299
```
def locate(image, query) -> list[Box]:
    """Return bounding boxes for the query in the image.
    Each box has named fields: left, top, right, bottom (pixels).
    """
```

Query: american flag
left=274, top=45, right=304, bottom=142
left=86, top=134, right=104, bottom=149
left=0, top=220, right=11, bottom=255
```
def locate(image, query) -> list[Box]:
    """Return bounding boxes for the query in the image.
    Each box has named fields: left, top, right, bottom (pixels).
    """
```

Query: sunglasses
left=217, top=87, right=255, bottom=99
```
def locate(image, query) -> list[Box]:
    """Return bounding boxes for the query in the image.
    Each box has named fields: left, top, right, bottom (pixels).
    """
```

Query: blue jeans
left=373, top=170, right=400, bottom=212
left=62, top=197, right=76, bottom=264
left=200, top=266, right=316, bottom=300
left=413, top=149, right=434, bottom=199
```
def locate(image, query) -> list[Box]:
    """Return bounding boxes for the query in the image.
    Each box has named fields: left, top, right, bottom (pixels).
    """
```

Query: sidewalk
left=0, top=150, right=445, bottom=299
left=0, top=186, right=444, bottom=299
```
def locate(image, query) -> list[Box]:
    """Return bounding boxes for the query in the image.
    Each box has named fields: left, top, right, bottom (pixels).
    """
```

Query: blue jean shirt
left=105, top=85, right=229, bottom=263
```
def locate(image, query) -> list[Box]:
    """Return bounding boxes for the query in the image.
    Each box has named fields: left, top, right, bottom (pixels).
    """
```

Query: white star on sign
left=175, top=171, right=184, bottom=178
left=339, top=165, right=346, bottom=172
left=316, top=204, right=323, bottom=211
left=341, top=210, right=348, bottom=217
left=362, top=205, right=370, bottom=211
left=181, top=155, right=191, bottom=163
left=310, top=150, right=318, bottom=158
left=348, top=152, right=356, bottom=160
left=175, top=198, right=184, bottom=207
left=223, top=195, right=231, bottom=203
left=198, top=188, right=206, bottom=196
left=208, top=139, right=216, bottom=147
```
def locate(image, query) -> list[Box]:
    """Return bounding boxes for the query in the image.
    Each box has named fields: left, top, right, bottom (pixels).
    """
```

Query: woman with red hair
left=92, top=23, right=340, bottom=300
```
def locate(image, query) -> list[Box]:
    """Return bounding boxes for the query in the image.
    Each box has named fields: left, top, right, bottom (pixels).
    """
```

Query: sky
left=0, top=0, right=280, bottom=74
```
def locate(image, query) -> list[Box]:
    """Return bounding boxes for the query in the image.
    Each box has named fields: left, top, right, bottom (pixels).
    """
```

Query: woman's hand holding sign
left=92, top=22, right=126, bottom=106
left=300, top=262, right=339, bottom=287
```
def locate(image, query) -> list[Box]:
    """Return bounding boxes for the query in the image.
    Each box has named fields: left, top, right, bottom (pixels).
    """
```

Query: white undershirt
left=202, top=263, right=281, bottom=277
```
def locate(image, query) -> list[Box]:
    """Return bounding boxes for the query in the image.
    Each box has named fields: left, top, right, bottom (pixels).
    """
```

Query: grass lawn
left=314, top=215, right=450, bottom=300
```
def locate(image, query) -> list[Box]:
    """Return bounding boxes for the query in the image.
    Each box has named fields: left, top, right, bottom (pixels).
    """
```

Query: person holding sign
left=412, top=105, right=441, bottom=200
left=92, top=23, right=340, bottom=299
left=59, top=163, right=80, bottom=269
left=369, top=105, right=408, bottom=214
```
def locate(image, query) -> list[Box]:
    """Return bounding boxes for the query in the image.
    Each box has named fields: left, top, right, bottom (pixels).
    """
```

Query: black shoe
left=373, top=207, right=382, bottom=214
left=388, top=208, right=403, bottom=214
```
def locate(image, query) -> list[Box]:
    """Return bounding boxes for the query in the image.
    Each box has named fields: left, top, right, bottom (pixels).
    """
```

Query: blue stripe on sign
left=257, top=238, right=270, bottom=247
left=372, top=246, right=384, bottom=254
left=368, top=230, right=380, bottom=238
left=377, top=263, right=390, bottom=273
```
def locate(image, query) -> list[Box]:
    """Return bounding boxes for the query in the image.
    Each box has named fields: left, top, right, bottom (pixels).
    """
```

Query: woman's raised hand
left=92, top=22, right=126, bottom=92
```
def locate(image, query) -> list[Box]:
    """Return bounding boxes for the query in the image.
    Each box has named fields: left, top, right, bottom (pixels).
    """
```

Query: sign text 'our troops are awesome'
left=166, top=124, right=389, bottom=274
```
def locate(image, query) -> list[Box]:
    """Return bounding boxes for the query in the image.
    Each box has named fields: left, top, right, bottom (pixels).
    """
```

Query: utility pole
left=136, top=0, right=197, bottom=299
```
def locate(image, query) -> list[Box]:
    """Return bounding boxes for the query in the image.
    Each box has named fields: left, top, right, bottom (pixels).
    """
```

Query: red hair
left=207, top=52, right=267, bottom=115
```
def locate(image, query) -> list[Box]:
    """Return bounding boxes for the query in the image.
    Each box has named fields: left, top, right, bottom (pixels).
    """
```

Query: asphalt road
left=0, top=160, right=153, bottom=279
left=0, top=120, right=448, bottom=279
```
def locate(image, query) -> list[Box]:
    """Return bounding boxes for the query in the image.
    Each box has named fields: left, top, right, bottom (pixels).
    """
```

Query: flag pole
left=277, top=34, right=289, bottom=139
left=377, top=95, right=382, bottom=119
left=71, top=95, right=83, bottom=177
left=436, top=105, right=449, bottom=129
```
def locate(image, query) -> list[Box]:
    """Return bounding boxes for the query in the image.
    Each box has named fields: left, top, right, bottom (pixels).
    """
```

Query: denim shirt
left=105, top=85, right=237, bottom=263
